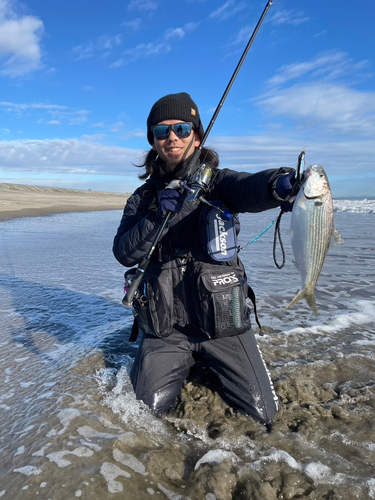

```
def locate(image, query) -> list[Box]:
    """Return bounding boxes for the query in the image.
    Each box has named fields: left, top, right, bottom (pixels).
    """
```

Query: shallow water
left=0, top=204, right=374, bottom=500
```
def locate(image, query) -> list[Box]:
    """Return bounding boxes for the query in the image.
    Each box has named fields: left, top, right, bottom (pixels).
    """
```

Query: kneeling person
left=113, top=92, right=295, bottom=423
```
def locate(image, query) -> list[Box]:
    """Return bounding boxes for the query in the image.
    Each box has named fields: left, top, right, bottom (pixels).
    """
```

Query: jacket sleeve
left=211, top=167, right=293, bottom=213
left=112, top=189, right=168, bottom=268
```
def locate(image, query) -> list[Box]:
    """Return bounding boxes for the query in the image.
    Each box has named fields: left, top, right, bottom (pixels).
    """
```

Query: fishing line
left=270, top=54, right=335, bottom=270
left=298, top=51, right=336, bottom=163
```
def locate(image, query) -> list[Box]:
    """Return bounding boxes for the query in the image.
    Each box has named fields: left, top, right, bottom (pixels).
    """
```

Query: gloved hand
left=275, top=170, right=296, bottom=199
left=155, top=189, right=185, bottom=225
left=273, top=170, right=300, bottom=212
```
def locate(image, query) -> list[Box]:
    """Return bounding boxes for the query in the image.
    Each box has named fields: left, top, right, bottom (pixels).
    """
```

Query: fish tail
left=285, top=289, right=319, bottom=317
left=305, top=292, right=319, bottom=317
left=285, top=289, right=306, bottom=311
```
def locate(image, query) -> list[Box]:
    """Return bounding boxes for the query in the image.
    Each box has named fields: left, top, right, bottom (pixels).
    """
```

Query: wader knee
left=141, top=386, right=180, bottom=418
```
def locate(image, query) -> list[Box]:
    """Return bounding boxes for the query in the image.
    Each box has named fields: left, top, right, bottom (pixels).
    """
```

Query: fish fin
left=305, top=293, right=319, bottom=317
left=285, top=289, right=319, bottom=317
left=285, top=289, right=306, bottom=311
left=331, top=227, right=344, bottom=246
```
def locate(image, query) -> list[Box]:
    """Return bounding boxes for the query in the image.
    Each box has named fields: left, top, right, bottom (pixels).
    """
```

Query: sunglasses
left=151, top=122, right=194, bottom=141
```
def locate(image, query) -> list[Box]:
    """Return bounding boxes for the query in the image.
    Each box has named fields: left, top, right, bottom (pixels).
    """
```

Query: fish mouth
left=304, top=189, right=327, bottom=200
left=304, top=193, right=322, bottom=200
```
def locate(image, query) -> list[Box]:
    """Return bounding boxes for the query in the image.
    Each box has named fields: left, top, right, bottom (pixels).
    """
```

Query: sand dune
left=0, top=182, right=129, bottom=221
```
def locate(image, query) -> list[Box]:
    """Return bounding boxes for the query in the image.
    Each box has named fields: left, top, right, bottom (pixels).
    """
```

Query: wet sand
left=0, top=182, right=129, bottom=221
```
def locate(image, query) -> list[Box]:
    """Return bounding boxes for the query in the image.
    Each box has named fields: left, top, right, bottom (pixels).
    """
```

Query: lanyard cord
left=240, top=218, right=276, bottom=250
left=273, top=210, right=286, bottom=269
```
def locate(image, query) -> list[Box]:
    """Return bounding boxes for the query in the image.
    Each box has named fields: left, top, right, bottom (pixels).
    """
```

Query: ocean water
left=0, top=201, right=374, bottom=500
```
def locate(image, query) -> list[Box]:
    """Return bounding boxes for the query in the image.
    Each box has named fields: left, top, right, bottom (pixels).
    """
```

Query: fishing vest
left=127, top=176, right=260, bottom=341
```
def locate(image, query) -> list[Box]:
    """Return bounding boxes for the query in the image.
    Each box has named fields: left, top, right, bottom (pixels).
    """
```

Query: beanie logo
left=191, top=108, right=196, bottom=116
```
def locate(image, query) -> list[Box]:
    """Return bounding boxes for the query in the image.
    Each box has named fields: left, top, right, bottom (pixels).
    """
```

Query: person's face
left=152, top=119, right=201, bottom=169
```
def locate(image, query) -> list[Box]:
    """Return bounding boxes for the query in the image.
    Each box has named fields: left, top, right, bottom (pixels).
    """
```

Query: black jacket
left=113, top=166, right=287, bottom=268
left=113, top=165, right=290, bottom=339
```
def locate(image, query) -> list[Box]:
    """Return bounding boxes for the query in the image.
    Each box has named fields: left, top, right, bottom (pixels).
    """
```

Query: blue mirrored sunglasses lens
left=153, top=123, right=192, bottom=140
left=174, top=123, right=192, bottom=138
left=152, top=125, right=170, bottom=140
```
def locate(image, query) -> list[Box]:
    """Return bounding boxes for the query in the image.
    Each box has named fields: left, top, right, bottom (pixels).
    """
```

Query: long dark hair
left=135, top=147, right=220, bottom=180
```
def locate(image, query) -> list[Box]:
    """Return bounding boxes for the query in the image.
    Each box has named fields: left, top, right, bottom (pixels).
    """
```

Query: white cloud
left=0, top=100, right=90, bottom=125
left=122, top=18, right=142, bottom=32
left=228, top=25, right=254, bottom=47
left=164, top=27, right=185, bottom=40
left=92, top=122, right=106, bottom=128
left=270, top=9, right=310, bottom=26
left=0, top=137, right=142, bottom=176
left=258, top=83, right=375, bottom=137
left=128, top=131, right=145, bottom=138
left=210, top=134, right=375, bottom=197
left=51, top=109, right=91, bottom=125
left=268, top=51, right=360, bottom=87
left=0, top=0, right=44, bottom=77
left=91, top=121, right=145, bottom=140
left=256, top=50, right=375, bottom=140
left=110, top=121, right=124, bottom=133
left=127, top=0, right=158, bottom=12
left=183, top=22, right=199, bottom=33
left=72, top=34, right=122, bottom=61
left=110, top=42, right=167, bottom=67
left=209, top=0, right=246, bottom=21
left=313, top=30, right=328, bottom=38
left=111, top=23, right=196, bottom=67
left=0, top=101, right=68, bottom=112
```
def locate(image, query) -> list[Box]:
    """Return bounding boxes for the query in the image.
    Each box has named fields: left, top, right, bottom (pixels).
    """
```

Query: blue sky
left=0, top=0, right=374, bottom=197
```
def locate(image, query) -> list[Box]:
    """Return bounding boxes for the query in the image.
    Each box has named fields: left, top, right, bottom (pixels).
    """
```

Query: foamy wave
left=284, top=300, right=375, bottom=337
left=97, top=366, right=169, bottom=440
left=334, top=199, right=375, bottom=214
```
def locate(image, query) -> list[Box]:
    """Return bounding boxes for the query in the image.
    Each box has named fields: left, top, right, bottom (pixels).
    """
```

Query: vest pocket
left=191, top=263, right=251, bottom=338
left=133, top=266, right=174, bottom=338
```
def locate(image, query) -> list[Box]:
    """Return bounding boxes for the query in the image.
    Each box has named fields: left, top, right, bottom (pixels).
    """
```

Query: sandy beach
left=0, top=182, right=129, bottom=221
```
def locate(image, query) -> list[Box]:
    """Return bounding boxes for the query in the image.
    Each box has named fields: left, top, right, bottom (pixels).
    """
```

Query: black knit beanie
left=147, top=92, right=204, bottom=145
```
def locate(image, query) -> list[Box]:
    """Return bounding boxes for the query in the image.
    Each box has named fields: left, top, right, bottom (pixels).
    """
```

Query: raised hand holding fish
left=286, top=164, right=344, bottom=316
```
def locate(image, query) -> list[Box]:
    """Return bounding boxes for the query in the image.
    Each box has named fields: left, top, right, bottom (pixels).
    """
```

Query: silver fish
left=286, top=164, right=344, bottom=316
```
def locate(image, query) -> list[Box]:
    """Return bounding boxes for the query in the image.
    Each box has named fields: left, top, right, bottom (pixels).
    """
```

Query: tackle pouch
left=200, top=202, right=238, bottom=262
left=131, top=265, right=174, bottom=339
left=190, top=261, right=251, bottom=338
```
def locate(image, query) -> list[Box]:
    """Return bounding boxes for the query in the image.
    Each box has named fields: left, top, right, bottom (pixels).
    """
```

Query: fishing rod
left=181, top=0, right=275, bottom=183
left=123, top=0, right=275, bottom=307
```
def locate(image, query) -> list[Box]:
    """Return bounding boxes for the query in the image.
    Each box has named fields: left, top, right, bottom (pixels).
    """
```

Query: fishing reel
left=180, top=163, right=214, bottom=203
left=179, top=163, right=233, bottom=221
left=165, top=163, right=213, bottom=203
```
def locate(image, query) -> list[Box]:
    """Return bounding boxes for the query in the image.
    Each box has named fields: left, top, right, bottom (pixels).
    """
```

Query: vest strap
left=129, top=317, right=139, bottom=342
left=247, top=285, right=263, bottom=335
